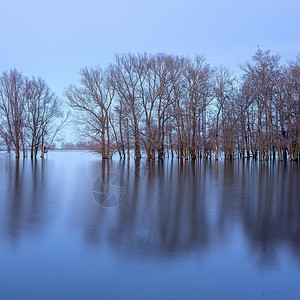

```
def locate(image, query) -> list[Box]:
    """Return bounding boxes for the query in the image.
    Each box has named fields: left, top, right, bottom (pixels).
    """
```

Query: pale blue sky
left=1, top=0, right=299, bottom=96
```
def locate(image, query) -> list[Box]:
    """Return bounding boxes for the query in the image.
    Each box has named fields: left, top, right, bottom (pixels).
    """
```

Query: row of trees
left=66, top=49, right=300, bottom=161
left=1, top=49, right=299, bottom=160
left=0, top=70, right=63, bottom=158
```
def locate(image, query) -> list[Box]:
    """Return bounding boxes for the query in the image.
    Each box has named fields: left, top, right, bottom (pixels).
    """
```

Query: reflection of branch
left=45, top=112, right=70, bottom=152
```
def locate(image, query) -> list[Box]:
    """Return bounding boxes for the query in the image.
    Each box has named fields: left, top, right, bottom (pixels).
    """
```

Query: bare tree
left=109, top=54, right=146, bottom=159
left=241, top=49, right=283, bottom=160
left=276, top=56, right=300, bottom=160
left=183, top=56, right=214, bottom=159
left=24, top=76, right=61, bottom=158
left=212, top=67, right=235, bottom=159
left=0, top=69, right=25, bottom=158
left=65, top=66, right=115, bottom=159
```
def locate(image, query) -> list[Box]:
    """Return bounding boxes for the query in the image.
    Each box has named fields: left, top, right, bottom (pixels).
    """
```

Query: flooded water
left=0, top=152, right=299, bottom=299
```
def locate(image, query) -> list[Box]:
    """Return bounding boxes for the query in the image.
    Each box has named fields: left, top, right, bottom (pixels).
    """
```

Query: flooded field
left=0, top=152, right=299, bottom=299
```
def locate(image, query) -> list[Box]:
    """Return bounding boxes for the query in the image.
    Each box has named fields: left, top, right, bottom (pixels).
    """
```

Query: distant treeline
left=1, top=49, right=299, bottom=160
left=59, top=142, right=91, bottom=150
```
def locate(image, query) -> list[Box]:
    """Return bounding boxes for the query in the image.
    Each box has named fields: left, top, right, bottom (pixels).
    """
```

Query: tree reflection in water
left=0, top=153, right=299, bottom=267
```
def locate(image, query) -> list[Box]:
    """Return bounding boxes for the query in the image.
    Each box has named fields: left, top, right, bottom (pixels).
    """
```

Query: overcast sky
left=1, top=0, right=299, bottom=96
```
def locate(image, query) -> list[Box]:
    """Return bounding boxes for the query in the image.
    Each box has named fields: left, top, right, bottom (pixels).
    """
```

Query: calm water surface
left=0, top=152, right=299, bottom=299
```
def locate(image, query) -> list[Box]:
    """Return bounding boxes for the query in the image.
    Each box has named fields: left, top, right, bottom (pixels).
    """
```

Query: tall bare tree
left=241, top=49, right=283, bottom=160
left=65, top=66, right=115, bottom=159
left=0, top=69, right=25, bottom=158
left=25, top=76, right=61, bottom=158
left=109, top=54, right=146, bottom=159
